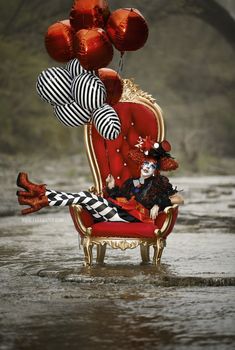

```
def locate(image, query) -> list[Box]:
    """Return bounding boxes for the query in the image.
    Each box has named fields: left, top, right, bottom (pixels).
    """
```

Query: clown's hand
left=106, top=174, right=115, bottom=189
left=150, top=204, right=159, bottom=220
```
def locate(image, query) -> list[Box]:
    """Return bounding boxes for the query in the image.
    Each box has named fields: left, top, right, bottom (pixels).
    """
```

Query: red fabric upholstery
left=69, top=206, right=94, bottom=237
left=154, top=211, right=169, bottom=229
left=91, top=222, right=156, bottom=238
left=69, top=205, right=178, bottom=239
left=162, top=207, right=179, bottom=239
left=91, top=102, right=159, bottom=187
left=90, top=210, right=176, bottom=239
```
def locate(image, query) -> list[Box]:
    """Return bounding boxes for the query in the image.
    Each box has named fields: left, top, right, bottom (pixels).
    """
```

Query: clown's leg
left=46, top=189, right=127, bottom=222
left=17, top=173, right=127, bottom=221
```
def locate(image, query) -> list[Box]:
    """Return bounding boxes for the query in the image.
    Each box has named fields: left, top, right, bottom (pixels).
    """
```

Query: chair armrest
left=69, top=204, right=94, bottom=236
left=155, top=204, right=179, bottom=239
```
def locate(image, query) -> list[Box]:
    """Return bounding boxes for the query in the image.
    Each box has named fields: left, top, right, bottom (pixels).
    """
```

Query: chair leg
left=153, top=238, right=165, bottom=265
left=140, top=244, right=150, bottom=264
left=83, top=236, right=93, bottom=266
left=96, top=244, right=106, bottom=265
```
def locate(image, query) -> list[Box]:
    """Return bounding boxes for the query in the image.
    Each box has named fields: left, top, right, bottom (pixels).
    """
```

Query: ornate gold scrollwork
left=120, top=79, right=156, bottom=104
left=83, top=235, right=93, bottom=266
left=90, top=237, right=157, bottom=251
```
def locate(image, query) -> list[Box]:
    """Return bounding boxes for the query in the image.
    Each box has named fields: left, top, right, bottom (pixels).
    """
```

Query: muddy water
left=0, top=167, right=235, bottom=350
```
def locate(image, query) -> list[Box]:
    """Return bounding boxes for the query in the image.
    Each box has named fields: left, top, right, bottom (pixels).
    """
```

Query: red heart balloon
left=74, top=28, right=113, bottom=70
left=106, top=8, right=149, bottom=52
left=70, top=0, right=110, bottom=31
left=98, top=68, right=123, bottom=106
left=45, top=20, right=75, bottom=62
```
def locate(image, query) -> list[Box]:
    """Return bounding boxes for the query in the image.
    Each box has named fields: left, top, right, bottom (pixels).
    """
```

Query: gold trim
left=81, top=236, right=169, bottom=266
left=71, top=204, right=92, bottom=236
left=159, top=204, right=178, bottom=236
left=83, top=236, right=93, bottom=266
left=153, top=238, right=165, bottom=265
left=96, top=244, right=107, bottom=264
left=80, top=237, right=159, bottom=266
left=89, top=237, right=157, bottom=251
left=84, top=124, right=103, bottom=195
left=120, top=79, right=156, bottom=104
left=140, top=245, right=150, bottom=264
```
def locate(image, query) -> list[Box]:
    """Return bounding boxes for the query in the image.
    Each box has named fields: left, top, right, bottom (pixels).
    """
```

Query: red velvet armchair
left=70, top=79, right=179, bottom=266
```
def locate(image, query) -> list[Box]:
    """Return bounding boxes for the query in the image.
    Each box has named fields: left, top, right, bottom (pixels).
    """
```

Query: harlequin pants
left=46, top=189, right=133, bottom=222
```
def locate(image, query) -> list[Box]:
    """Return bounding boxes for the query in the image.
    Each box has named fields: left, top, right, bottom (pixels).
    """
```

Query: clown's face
left=140, top=161, right=157, bottom=178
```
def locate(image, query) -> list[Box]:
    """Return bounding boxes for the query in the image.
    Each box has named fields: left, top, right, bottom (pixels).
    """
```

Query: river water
left=0, top=158, right=235, bottom=350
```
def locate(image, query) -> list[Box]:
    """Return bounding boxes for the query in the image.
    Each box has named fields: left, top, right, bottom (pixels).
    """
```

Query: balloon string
left=104, top=139, right=111, bottom=177
left=104, top=53, right=125, bottom=179
left=109, top=52, right=125, bottom=105
left=117, top=52, right=125, bottom=76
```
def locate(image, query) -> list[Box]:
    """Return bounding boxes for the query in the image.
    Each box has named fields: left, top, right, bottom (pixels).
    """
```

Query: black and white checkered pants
left=46, top=189, right=129, bottom=222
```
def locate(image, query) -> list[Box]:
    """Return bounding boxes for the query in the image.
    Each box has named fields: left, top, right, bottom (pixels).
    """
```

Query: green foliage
left=0, top=38, right=84, bottom=156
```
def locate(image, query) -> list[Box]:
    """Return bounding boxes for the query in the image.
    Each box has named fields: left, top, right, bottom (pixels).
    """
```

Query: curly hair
left=159, top=157, right=179, bottom=171
left=128, top=150, right=179, bottom=172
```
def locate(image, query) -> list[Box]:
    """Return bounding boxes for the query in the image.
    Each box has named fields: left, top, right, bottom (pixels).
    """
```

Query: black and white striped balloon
left=92, top=104, right=121, bottom=140
left=71, top=73, right=107, bottom=112
left=65, top=58, right=95, bottom=78
left=36, top=67, right=73, bottom=106
left=54, top=101, right=91, bottom=127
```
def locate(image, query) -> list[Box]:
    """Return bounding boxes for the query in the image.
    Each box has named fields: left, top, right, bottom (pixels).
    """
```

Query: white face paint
left=140, top=161, right=157, bottom=179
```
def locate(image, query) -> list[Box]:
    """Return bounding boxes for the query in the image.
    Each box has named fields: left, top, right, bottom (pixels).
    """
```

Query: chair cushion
left=90, top=210, right=170, bottom=238
left=91, top=222, right=157, bottom=238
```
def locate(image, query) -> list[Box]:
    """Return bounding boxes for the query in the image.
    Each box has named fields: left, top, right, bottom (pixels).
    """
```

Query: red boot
left=18, top=194, right=49, bottom=215
left=16, top=172, right=46, bottom=198
left=16, top=172, right=49, bottom=215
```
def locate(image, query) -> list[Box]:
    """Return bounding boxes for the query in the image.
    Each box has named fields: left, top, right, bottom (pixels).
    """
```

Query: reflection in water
left=0, top=176, right=235, bottom=349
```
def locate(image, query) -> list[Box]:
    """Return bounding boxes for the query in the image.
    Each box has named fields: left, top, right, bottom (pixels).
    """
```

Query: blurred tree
left=0, top=0, right=234, bottom=174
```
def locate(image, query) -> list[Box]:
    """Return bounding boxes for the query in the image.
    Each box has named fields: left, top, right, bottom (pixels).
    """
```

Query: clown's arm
left=106, top=174, right=115, bottom=189
left=150, top=194, right=184, bottom=220
left=150, top=177, right=184, bottom=219
left=105, top=174, right=132, bottom=199
left=150, top=205, right=160, bottom=220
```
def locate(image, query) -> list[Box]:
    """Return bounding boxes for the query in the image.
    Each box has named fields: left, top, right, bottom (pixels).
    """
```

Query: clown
left=17, top=138, right=184, bottom=223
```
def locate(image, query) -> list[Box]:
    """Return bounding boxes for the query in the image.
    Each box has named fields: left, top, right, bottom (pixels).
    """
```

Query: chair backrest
left=84, top=79, right=165, bottom=194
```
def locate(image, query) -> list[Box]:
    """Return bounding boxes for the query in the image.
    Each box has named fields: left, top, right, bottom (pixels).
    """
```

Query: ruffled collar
left=133, top=176, right=154, bottom=187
